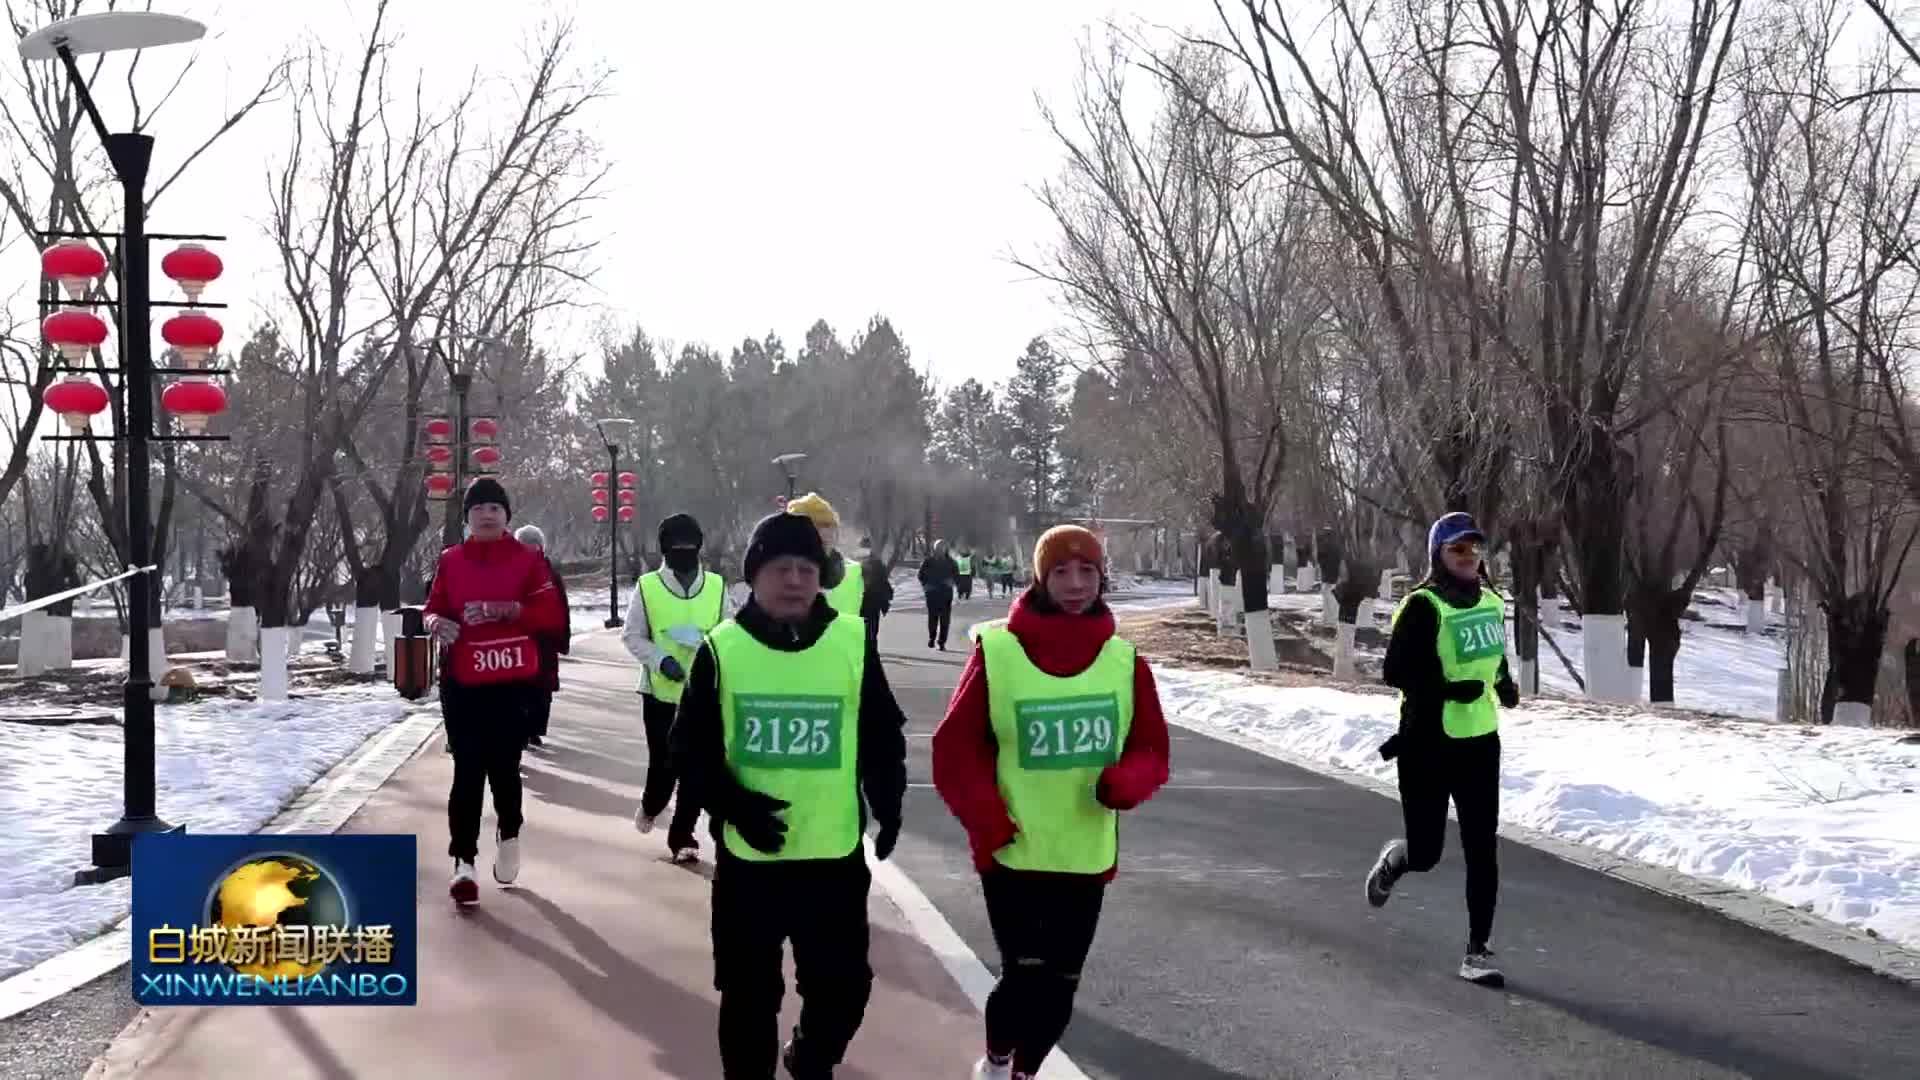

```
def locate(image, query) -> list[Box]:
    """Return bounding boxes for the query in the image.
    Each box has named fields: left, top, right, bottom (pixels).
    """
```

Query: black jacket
left=1380, top=574, right=1515, bottom=757
left=918, top=552, right=959, bottom=596
left=669, top=594, right=909, bottom=855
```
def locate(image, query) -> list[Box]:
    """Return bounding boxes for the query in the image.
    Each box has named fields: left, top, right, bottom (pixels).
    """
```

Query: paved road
left=882, top=595, right=1920, bottom=1080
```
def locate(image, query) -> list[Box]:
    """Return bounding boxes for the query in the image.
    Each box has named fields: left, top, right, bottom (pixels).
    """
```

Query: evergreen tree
left=1001, top=337, right=1068, bottom=521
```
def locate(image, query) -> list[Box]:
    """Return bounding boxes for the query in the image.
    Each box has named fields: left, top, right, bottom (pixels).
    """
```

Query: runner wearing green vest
left=932, top=525, right=1171, bottom=1080
left=622, top=512, right=736, bottom=863
left=1367, top=511, right=1518, bottom=988
left=954, top=547, right=975, bottom=600
left=670, top=510, right=908, bottom=1080
left=785, top=491, right=890, bottom=640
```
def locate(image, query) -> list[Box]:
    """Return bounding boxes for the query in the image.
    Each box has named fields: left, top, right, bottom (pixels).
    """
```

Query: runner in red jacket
left=932, top=526, right=1171, bottom=1080
left=423, top=477, right=566, bottom=906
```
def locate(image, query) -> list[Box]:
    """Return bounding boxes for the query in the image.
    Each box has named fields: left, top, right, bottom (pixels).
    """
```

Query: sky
left=3, top=0, right=1201, bottom=397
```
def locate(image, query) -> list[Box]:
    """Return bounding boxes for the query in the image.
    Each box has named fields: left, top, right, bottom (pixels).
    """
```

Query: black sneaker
left=1459, top=946, right=1504, bottom=988
left=781, top=1038, right=830, bottom=1079
left=1366, top=839, right=1407, bottom=907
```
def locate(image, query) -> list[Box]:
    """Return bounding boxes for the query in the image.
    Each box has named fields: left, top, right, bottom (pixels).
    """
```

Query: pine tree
left=1001, top=337, right=1068, bottom=521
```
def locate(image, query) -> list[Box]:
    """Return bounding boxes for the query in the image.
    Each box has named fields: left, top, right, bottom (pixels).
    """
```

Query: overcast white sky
left=6, top=0, right=1200, bottom=394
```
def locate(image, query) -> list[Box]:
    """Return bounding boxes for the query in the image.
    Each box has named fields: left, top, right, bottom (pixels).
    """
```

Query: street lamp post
left=20, top=11, right=217, bottom=884
left=595, top=418, right=635, bottom=628
left=773, top=452, right=807, bottom=502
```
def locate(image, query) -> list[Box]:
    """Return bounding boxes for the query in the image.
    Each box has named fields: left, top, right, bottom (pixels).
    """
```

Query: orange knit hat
left=1033, top=525, right=1105, bottom=581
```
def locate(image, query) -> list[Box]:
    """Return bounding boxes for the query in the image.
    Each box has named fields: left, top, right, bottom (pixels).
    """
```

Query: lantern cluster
left=157, top=244, right=227, bottom=433
left=37, top=242, right=112, bottom=433
left=421, top=415, right=505, bottom=501
left=590, top=469, right=637, bottom=523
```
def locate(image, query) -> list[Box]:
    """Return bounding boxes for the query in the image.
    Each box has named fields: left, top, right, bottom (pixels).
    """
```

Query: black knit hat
left=463, top=476, right=511, bottom=520
left=659, top=512, right=704, bottom=549
left=743, top=510, right=827, bottom=582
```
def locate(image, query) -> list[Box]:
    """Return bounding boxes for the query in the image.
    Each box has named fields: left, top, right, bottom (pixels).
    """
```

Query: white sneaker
left=972, top=1056, right=1013, bottom=1080
left=670, top=845, right=699, bottom=865
left=493, top=830, right=521, bottom=885
left=450, top=860, right=479, bottom=905
left=635, top=809, right=656, bottom=834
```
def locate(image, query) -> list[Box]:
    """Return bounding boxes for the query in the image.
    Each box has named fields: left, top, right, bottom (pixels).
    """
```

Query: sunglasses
left=1443, top=541, right=1484, bottom=557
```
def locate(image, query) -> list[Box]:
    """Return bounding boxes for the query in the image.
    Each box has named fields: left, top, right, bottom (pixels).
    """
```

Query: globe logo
left=202, top=853, right=352, bottom=979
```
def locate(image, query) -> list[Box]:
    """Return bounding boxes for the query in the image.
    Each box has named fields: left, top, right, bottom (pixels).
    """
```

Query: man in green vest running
left=1367, top=511, right=1518, bottom=988
left=670, top=510, right=908, bottom=1079
left=954, top=547, right=975, bottom=601
left=622, top=512, right=738, bottom=863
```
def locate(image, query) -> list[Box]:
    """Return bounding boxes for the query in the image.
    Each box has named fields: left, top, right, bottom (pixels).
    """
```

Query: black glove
left=729, top=790, right=790, bottom=854
left=1496, top=680, right=1519, bottom=708
left=657, top=655, right=686, bottom=683
left=1444, top=679, right=1485, bottom=704
left=873, top=821, right=900, bottom=861
left=1378, top=733, right=1404, bottom=761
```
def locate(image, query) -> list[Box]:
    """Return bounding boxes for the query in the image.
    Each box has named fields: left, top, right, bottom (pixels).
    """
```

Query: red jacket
left=424, top=535, right=566, bottom=687
left=931, top=591, right=1172, bottom=879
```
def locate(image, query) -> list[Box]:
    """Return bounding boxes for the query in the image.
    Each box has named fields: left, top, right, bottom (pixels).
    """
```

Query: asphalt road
left=881, top=595, right=1920, bottom=1080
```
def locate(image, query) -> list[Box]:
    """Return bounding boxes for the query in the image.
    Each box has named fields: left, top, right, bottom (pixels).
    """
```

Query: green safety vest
left=1391, top=587, right=1505, bottom=739
left=980, top=625, right=1135, bottom=874
left=638, top=569, right=725, bottom=705
left=955, top=555, right=973, bottom=575
left=826, top=559, right=864, bottom=617
left=712, top=615, right=866, bottom=862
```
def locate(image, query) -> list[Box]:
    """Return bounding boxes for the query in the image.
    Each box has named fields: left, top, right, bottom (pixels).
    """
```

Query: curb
left=1158, top=679, right=1920, bottom=990
left=0, top=703, right=444, bottom=1022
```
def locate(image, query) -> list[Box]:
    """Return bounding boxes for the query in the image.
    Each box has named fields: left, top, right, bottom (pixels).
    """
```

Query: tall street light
left=594, top=418, right=635, bottom=628
left=773, top=452, right=807, bottom=502
left=20, top=10, right=219, bottom=885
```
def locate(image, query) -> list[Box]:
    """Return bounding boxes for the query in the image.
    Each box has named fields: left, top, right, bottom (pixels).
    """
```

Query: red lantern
left=591, top=488, right=609, bottom=505
left=426, top=473, right=455, bottom=501
left=424, top=445, right=453, bottom=466
left=423, top=416, right=452, bottom=442
left=591, top=505, right=609, bottom=522
left=42, top=309, right=109, bottom=363
left=160, top=243, right=223, bottom=301
left=617, top=506, right=635, bottom=523
left=161, top=311, right=223, bottom=368
left=470, top=417, right=499, bottom=441
left=471, top=445, right=502, bottom=468
left=617, top=471, right=636, bottom=488
left=41, top=241, right=107, bottom=301
left=590, top=471, right=609, bottom=487
left=161, top=379, right=228, bottom=434
left=42, top=375, right=109, bottom=433
left=617, top=489, right=635, bottom=505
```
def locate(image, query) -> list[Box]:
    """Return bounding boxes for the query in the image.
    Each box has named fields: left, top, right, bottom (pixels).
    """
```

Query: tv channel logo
left=131, top=833, right=417, bottom=1005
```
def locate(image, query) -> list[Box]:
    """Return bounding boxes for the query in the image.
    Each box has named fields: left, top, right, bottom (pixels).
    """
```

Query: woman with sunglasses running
left=1366, top=511, right=1517, bottom=987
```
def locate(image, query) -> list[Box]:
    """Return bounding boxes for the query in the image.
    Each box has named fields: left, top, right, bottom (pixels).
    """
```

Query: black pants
left=526, top=689, right=553, bottom=739
left=956, top=574, right=973, bottom=600
left=1395, top=731, right=1501, bottom=948
left=713, top=852, right=873, bottom=1078
left=926, top=590, right=953, bottom=648
left=982, top=869, right=1106, bottom=1075
left=443, top=680, right=528, bottom=862
left=641, top=692, right=703, bottom=848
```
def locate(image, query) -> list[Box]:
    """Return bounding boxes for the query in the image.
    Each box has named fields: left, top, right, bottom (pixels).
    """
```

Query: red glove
left=1096, top=765, right=1155, bottom=811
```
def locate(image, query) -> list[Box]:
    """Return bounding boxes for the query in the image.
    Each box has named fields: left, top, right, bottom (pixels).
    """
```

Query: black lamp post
left=596, top=418, right=635, bottom=628
left=20, top=11, right=221, bottom=885
left=774, top=452, right=807, bottom=503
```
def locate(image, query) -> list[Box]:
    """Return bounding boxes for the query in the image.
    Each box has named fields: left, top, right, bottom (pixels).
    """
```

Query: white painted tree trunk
left=1270, top=564, right=1287, bottom=595
left=1581, top=613, right=1636, bottom=702
left=382, top=611, right=403, bottom=671
left=192, top=584, right=205, bottom=610
left=17, top=610, right=49, bottom=675
left=1745, top=598, right=1766, bottom=635
left=1768, top=580, right=1783, bottom=614
left=1356, top=597, right=1375, bottom=631
left=1519, top=658, right=1537, bottom=696
left=259, top=627, right=291, bottom=701
left=1832, top=701, right=1872, bottom=727
left=1245, top=608, right=1278, bottom=672
left=1204, top=570, right=1219, bottom=614
left=1319, top=585, right=1337, bottom=628
left=1378, top=568, right=1394, bottom=603
left=49, top=614, right=73, bottom=669
left=349, top=605, right=379, bottom=674
left=1297, top=565, right=1317, bottom=593
left=1333, top=621, right=1357, bottom=679
left=226, top=606, right=259, bottom=663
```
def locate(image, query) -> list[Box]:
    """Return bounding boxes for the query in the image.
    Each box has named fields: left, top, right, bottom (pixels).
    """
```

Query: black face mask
left=664, top=547, right=701, bottom=575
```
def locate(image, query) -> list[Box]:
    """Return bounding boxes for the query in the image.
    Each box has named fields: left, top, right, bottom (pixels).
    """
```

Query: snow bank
left=0, top=687, right=409, bottom=980
left=1154, top=666, right=1920, bottom=952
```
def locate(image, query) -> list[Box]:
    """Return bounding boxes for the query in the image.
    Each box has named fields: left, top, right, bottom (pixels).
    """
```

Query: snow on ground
left=1154, top=665, right=1920, bottom=951
left=0, top=686, right=410, bottom=981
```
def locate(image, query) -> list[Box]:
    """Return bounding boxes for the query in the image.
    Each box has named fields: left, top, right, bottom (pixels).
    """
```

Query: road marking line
left=903, top=782, right=1321, bottom=792
left=864, top=836, right=1091, bottom=1080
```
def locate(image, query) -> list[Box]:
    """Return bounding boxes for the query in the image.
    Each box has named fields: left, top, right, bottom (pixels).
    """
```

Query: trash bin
left=392, top=604, right=435, bottom=700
